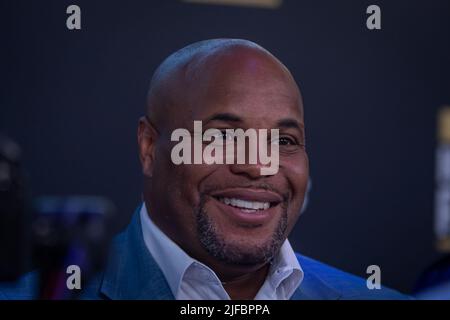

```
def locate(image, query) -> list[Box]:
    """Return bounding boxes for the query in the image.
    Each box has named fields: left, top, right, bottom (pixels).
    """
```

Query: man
left=0, top=39, right=407, bottom=300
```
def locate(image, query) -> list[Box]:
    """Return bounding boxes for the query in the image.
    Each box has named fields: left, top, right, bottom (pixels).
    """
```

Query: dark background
left=1, top=0, right=449, bottom=293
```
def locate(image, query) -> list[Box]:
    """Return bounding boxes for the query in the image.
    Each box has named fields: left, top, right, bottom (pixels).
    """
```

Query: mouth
left=216, top=197, right=276, bottom=213
left=209, top=188, right=283, bottom=225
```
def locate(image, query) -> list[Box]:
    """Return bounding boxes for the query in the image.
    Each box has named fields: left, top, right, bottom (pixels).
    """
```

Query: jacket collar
left=100, top=206, right=174, bottom=299
left=290, top=266, right=341, bottom=300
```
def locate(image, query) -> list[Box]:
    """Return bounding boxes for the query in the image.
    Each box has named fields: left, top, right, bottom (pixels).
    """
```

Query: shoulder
left=296, top=253, right=411, bottom=300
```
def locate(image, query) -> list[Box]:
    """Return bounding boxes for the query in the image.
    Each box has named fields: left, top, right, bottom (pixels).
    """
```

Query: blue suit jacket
left=0, top=208, right=409, bottom=300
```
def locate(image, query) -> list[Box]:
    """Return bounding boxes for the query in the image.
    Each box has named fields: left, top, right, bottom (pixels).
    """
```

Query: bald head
left=146, top=39, right=303, bottom=131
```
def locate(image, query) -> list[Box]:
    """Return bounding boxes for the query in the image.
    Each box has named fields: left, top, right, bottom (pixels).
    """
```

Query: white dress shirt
left=140, top=203, right=303, bottom=300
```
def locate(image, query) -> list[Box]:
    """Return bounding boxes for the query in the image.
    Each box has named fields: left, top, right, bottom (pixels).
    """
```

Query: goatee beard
left=195, top=194, right=288, bottom=266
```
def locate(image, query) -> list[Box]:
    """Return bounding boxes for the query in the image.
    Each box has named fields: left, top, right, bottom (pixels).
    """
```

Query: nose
left=229, top=162, right=275, bottom=179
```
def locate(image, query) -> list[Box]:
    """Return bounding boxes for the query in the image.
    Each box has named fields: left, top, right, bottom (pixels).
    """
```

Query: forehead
left=193, top=87, right=302, bottom=125
left=187, top=58, right=303, bottom=124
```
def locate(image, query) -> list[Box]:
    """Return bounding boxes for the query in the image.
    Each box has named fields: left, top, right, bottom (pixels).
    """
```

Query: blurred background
left=1, top=0, right=449, bottom=294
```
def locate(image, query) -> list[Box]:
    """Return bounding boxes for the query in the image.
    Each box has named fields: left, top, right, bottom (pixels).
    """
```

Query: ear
left=138, top=116, right=157, bottom=178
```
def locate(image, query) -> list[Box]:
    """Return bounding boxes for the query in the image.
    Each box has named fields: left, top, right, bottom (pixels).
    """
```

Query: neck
left=220, top=263, right=270, bottom=300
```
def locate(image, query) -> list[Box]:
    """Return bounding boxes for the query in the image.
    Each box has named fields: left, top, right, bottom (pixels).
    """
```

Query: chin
left=218, top=238, right=280, bottom=266
left=200, top=225, right=285, bottom=266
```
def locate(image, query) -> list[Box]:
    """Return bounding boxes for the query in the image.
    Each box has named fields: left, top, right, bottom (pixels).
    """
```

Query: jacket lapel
left=100, top=206, right=175, bottom=300
left=290, top=274, right=341, bottom=300
left=290, top=255, right=341, bottom=300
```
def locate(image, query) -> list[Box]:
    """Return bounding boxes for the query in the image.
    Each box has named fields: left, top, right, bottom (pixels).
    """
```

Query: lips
left=209, top=188, right=283, bottom=224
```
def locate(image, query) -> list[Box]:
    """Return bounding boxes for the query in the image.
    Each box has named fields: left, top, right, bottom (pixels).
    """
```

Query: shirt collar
left=261, top=240, right=304, bottom=299
left=140, top=202, right=303, bottom=299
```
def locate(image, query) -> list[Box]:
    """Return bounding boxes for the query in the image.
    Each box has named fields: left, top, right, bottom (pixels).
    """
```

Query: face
left=140, top=51, right=309, bottom=268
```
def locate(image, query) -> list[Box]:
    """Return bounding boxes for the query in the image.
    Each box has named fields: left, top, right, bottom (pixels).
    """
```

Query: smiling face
left=139, top=40, right=308, bottom=273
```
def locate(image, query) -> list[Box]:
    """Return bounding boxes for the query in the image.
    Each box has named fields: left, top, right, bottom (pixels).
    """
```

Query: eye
left=211, top=130, right=233, bottom=141
left=203, top=129, right=234, bottom=145
left=273, top=136, right=298, bottom=146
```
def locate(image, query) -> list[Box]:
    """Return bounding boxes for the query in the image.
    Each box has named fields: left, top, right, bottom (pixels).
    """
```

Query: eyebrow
left=203, top=113, right=304, bottom=131
left=203, top=113, right=243, bottom=125
left=276, top=118, right=304, bottom=131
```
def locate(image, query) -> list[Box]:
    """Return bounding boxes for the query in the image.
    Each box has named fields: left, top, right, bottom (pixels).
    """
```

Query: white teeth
left=219, top=197, right=270, bottom=210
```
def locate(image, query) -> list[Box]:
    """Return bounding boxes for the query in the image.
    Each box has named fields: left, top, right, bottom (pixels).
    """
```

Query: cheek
left=155, top=138, right=219, bottom=206
left=158, top=139, right=221, bottom=203
left=167, top=162, right=218, bottom=207
left=152, top=159, right=203, bottom=237
left=281, top=152, right=309, bottom=213
left=178, top=165, right=208, bottom=203
left=284, top=151, right=309, bottom=189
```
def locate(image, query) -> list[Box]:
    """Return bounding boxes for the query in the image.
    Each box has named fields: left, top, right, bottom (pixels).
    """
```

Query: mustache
left=200, top=182, right=290, bottom=203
